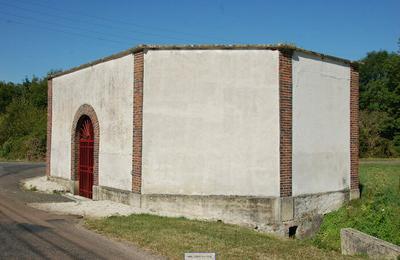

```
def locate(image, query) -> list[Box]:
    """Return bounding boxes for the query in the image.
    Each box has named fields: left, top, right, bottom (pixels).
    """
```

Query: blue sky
left=0, top=0, right=399, bottom=82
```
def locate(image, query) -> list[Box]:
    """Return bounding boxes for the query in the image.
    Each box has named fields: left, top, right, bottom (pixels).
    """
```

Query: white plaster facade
left=51, top=54, right=134, bottom=191
left=142, top=50, right=280, bottom=196
left=292, top=51, right=351, bottom=196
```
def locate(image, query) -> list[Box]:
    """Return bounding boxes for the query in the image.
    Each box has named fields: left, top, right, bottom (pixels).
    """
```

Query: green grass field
left=85, top=160, right=399, bottom=259
left=312, top=159, right=400, bottom=250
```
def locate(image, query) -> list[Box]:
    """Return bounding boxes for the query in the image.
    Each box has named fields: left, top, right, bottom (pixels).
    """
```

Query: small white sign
left=184, top=252, right=216, bottom=260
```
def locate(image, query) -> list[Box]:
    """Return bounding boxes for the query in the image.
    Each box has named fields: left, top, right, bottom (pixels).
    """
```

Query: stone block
left=341, top=228, right=400, bottom=259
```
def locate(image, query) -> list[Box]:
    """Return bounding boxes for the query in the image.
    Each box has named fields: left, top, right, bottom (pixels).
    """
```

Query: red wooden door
left=78, top=118, right=94, bottom=199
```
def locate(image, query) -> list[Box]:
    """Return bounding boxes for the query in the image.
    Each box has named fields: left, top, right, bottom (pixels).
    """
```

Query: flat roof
left=49, top=44, right=359, bottom=79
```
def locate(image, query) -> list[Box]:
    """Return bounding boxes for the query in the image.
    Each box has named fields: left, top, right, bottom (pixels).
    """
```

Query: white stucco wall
left=51, top=54, right=134, bottom=191
left=142, top=50, right=280, bottom=196
left=292, top=51, right=351, bottom=196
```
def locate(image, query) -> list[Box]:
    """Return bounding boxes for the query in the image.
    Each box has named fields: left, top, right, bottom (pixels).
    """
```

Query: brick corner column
left=350, top=64, right=360, bottom=200
left=46, top=78, right=53, bottom=177
left=279, top=49, right=293, bottom=198
left=132, top=51, right=144, bottom=193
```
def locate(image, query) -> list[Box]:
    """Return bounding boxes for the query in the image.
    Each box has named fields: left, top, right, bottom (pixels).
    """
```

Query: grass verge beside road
left=312, top=160, right=400, bottom=250
left=85, top=214, right=348, bottom=259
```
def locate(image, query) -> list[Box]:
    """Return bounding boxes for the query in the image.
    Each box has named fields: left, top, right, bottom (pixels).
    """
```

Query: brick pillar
left=350, top=65, right=360, bottom=199
left=46, top=79, right=53, bottom=177
left=279, top=49, right=293, bottom=197
left=132, top=51, right=144, bottom=193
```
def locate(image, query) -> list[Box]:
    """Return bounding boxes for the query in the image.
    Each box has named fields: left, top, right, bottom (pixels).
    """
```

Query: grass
left=312, top=160, right=400, bottom=251
left=85, top=160, right=399, bottom=259
left=85, top=214, right=351, bottom=260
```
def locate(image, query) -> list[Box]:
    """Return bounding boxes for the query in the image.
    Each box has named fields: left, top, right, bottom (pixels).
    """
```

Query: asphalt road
left=0, top=162, right=162, bottom=260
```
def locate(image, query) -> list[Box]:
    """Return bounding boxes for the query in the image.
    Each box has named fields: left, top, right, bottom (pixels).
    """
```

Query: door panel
left=78, top=118, right=94, bottom=199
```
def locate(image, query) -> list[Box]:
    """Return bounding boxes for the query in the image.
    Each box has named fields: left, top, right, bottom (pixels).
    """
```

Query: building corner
left=46, top=78, right=53, bottom=178
left=279, top=48, right=294, bottom=224
left=350, top=64, right=360, bottom=200
left=132, top=51, right=144, bottom=194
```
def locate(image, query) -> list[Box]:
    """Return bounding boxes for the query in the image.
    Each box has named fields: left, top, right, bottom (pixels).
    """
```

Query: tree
left=0, top=76, right=48, bottom=160
left=359, top=50, right=400, bottom=157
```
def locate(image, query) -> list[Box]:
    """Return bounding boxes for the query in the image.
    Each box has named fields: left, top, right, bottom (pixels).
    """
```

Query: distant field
left=360, top=158, right=400, bottom=164
left=313, top=160, right=400, bottom=250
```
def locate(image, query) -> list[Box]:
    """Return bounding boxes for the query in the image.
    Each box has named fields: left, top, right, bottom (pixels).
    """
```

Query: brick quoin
left=350, top=65, right=359, bottom=191
left=46, top=79, right=53, bottom=177
left=71, top=104, right=100, bottom=186
left=132, top=51, right=144, bottom=193
left=279, top=49, right=293, bottom=197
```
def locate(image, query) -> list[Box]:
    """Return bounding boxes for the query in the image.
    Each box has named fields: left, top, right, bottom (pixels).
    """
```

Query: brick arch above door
left=71, top=104, right=100, bottom=187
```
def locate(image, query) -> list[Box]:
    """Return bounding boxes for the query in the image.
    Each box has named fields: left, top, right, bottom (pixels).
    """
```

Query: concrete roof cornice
left=49, top=44, right=359, bottom=79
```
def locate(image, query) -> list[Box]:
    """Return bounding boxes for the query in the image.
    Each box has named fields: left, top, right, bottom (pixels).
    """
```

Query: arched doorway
left=77, top=116, right=94, bottom=198
left=71, top=104, right=100, bottom=199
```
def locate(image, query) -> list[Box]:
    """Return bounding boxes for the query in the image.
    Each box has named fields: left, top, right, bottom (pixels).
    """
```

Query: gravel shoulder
left=22, top=175, right=147, bottom=218
left=29, top=200, right=143, bottom=218
left=22, top=176, right=66, bottom=193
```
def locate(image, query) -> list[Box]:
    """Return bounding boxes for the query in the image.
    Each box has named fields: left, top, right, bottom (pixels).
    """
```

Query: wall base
left=93, top=186, right=350, bottom=238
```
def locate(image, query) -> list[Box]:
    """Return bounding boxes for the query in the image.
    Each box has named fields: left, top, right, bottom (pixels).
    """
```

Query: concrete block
left=93, top=185, right=131, bottom=205
left=280, top=197, right=294, bottom=221
left=92, top=185, right=100, bottom=200
left=73, top=181, right=79, bottom=195
left=294, top=190, right=347, bottom=218
left=341, top=228, right=400, bottom=259
left=296, top=215, right=323, bottom=239
left=129, top=193, right=142, bottom=208
left=349, top=189, right=360, bottom=200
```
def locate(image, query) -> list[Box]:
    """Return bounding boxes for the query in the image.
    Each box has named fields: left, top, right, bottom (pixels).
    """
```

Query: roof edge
left=49, top=44, right=359, bottom=79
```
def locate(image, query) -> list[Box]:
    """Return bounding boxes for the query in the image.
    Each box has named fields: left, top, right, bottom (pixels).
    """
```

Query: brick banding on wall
left=350, top=65, right=359, bottom=191
left=71, top=104, right=100, bottom=187
left=132, top=51, right=144, bottom=193
left=46, top=79, right=53, bottom=176
left=279, top=49, right=293, bottom=197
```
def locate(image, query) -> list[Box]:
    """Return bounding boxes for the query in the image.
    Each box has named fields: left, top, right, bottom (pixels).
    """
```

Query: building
left=47, top=44, right=359, bottom=237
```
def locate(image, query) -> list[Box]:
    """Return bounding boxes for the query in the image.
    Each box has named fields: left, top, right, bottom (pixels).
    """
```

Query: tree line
left=0, top=76, right=48, bottom=160
left=0, top=50, right=399, bottom=160
left=359, top=50, right=400, bottom=157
